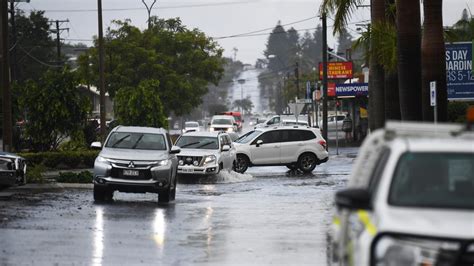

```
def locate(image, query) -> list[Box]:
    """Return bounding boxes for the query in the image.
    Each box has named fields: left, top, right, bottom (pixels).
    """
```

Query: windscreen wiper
left=131, top=134, right=144, bottom=149
left=179, top=142, right=201, bottom=148
left=111, top=134, right=130, bottom=148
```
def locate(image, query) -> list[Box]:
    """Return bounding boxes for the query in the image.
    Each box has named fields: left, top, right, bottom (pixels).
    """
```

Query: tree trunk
left=422, top=0, right=447, bottom=121
left=385, top=71, right=401, bottom=119
left=369, top=0, right=386, bottom=130
left=396, top=0, right=422, bottom=121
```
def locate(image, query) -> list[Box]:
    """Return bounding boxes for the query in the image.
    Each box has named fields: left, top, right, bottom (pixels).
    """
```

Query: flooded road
left=0, top=150, right=355, bottom=265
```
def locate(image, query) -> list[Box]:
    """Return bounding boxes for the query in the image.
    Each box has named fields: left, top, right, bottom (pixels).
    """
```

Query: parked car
left=227, top=132, right=240, bottom=142
left=91, top=126, right=180, bottom=203
left=255, top=115, right=309, bottom=129
left=0, top=152, right=27, bottom=188
left=233, top=126, right=328, bottom=173
left=327, top=119, right=474, bottom=266
left=174, top=131, right=236, bottom=175
left=184, top=121, right=200, bottom=133
left=319, top=115, right=345, bottom=132
left=209, top=115, right=237, bottom=133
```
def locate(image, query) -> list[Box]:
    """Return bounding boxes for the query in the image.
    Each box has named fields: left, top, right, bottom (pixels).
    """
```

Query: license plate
left=123, top=170, right=139, bottom=176
left=181, top=168, right=193, bottom=173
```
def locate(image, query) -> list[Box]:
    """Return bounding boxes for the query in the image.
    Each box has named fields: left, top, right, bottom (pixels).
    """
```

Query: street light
left=237, top=78, right=246, bottom=113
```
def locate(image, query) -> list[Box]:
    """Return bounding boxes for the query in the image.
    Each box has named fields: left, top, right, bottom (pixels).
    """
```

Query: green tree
left=77, top=18, right=224, bottom=117
left=114, top=80, right=167, bottom=128
left=9, top=11, right=56, bottom=83
left=233, top=97, right=254, bottom=114
left=17, top=69, right=90, bottom=151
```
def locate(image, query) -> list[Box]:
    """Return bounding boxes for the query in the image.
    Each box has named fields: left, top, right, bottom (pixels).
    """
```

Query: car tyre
left=298, top=153, right=317, bottom=173
left=159, top=188, right=171, bottom=203
left=235, top=155, right=249, bottom=174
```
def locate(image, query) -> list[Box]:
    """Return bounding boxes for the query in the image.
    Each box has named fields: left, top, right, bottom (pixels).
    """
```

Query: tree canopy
left=77, top=18, right=225, bottom=117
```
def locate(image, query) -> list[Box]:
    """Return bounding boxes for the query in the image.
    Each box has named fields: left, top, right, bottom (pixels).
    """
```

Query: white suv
left=233, top=126, right=328, bottom=173
left=209, top=115, right=237, bottom=133
left=328, top=121, right=474, bottom=266
left=174, top=131, right=236, bottom=175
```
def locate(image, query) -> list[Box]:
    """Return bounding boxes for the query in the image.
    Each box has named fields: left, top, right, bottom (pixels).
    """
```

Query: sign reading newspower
left=445, top=42, right=474, bottom=100
left=335, top=83, right=368, bottom=97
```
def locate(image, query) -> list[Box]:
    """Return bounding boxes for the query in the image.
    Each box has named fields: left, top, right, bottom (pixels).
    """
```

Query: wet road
left=0, top=150, right=356, bottom=265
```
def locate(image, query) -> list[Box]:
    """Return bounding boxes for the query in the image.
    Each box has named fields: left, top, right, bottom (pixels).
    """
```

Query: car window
left=212, top=118, right=233, bottom=125
left=254, top=130, right=280, bottom=144
left=175, top=136, right=219, bottom=150
left=220, top=136, right=226, bottom=147
left=299, top=130, right=316, bottom=141
left=166, top=133, right=173, bottom=150
left=235, top=130, right=262, bottom=144
left=389, top=152, right=474, bottom=210
left=105, top=132, right=167, bottom=150
left=224, top=135, right=232, bottom=146
left=368, top=148, right=391, bottom=196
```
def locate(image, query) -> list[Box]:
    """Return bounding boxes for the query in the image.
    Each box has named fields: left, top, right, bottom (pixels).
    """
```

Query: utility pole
left=141, top=0, right=157, bottom=29
left=322, top=12, right=329, bottom=145
left=49, top=19, right=69, bottom=64
left=295, top=62, right=300, bottom=98
left=1, top=0, right=12, bottom=152
left=9, top=0, right=16, bottom=82
left=97, top=0, right=106, bottom=141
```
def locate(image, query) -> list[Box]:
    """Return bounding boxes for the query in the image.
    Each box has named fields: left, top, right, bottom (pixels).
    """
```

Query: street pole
left=9, top=0, right=16, bottom=82
left=295, top=62, right=299, bottom=98
left=322, top=12, right=329, bottom=148
left=97, top=0, right=106, bottom=141
left=1, top=0, right=12, bottom=152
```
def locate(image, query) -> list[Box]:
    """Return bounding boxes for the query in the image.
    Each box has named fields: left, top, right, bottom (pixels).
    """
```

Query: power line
left=213, top=16, right=318, bottom=39
left=18, top=45, right=63, bottom=68
left=24, top=1, right=255, bottom=13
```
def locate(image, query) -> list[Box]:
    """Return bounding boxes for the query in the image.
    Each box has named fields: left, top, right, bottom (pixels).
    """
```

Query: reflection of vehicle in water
left=220, top=111, right=243, bottom=132
left=174, top=131, right=236, bottom=176
left=328, top=117, right=474, bottom=266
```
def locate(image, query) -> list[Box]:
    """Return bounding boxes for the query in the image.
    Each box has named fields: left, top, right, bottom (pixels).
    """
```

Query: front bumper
left=93, top=161, right=173, bottom=193
left=177, top=164, right=219, bottom=175
left=0, top=170, right=17, bottom=186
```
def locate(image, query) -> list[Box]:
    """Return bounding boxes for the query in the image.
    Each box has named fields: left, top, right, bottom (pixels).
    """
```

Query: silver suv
left=174, top=131, right=236, bottom=175
left=91, top=126, right=180, bottom=203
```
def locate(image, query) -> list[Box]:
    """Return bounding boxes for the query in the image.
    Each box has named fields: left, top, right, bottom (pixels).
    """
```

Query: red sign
left=319, top=62, right=353, bottom=79
left=328, top=82, right=336, bottom=97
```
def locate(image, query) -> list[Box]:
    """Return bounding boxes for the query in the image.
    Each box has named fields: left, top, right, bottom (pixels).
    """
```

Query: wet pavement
left=0, top=149, right=356, bottom=265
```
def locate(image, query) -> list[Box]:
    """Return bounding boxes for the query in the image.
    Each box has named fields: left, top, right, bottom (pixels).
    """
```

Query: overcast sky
left=21, top=0, right=473, bottom=65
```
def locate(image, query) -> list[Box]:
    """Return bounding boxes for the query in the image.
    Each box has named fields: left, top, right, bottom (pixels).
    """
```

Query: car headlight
left=203, top=155, right=216, bottom=165
left=209, top=127, right=215, bottom=132
left=227, top=128, right=234, bottom=132
left=374, top=235, right=461, bottom=266
left=96, top=156, right=110, bottom=164
left=157, top=159, right=170, bottom=166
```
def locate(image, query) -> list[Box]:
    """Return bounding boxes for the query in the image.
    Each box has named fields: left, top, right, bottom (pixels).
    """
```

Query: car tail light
left=318, top=140, right=327, bottom=149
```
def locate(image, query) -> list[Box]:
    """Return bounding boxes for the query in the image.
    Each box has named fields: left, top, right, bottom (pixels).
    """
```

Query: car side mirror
left=91, top=142, right=102, bottom=150
left=335, top=188, right=372, bottom=210
left=233, top=123, right=238, bottom=126
left=256, top=139, right=263, bottom=147
left=170, top=146, right=181, bottom=154
left=222, top=144, right=231, bottom=152
left=242, top=119, right=245, bottom=122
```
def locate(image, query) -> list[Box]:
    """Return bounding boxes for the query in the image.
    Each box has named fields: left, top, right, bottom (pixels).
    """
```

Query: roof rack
left=384, top=121, right=469, bottom=140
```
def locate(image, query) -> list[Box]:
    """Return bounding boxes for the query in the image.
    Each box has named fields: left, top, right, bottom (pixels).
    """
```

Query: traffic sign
left=296, top=98, right=312, bottom=104
left=430, top=81, right=436, bottom=106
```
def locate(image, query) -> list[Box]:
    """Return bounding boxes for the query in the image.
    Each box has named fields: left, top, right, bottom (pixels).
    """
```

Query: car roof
left=212, top=115, right=234, bottom=119
left=112, top=126, right=167, bottom=134
left=181, top=131, right=224, bottom=137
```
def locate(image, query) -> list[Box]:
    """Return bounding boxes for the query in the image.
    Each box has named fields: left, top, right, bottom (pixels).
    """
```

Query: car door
left=249, top=130, right=281, bottom=165
left=279, top=130, right=304, bottom=163
left=225, top=135, right=236, bottom=167
left=219, top=135, right=230, bottom=168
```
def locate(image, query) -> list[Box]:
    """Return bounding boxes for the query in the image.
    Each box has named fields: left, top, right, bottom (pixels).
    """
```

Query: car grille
left=110, top=168, right=152, bottom=180
left=178, top=156, right=203, bottom=166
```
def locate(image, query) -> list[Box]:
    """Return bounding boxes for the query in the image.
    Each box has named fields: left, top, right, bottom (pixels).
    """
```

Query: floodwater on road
left=0, top=150, right=355, bottom=265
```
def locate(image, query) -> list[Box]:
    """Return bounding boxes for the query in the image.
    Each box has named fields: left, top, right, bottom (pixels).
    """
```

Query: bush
left=28, top=164, right=47, bottom=184
left=447, top=102, right=471, bottom=123
left=56, top=171, right=93, bottom=183
left=19, top=150, right=99, bottom=170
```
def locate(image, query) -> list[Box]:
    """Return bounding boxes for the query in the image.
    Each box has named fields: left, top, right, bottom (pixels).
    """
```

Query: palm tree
left=421, top=0, right=447, bottom=121
left=396, top=0, right=422, bottom=121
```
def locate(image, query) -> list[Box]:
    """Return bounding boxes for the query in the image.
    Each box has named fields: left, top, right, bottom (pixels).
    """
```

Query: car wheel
left=298, top=153, right=317, bottom=173
left=286, top=163, right=298, bottom=170
left=94, top=186, right=113, bottom=202
left=234, top=155, right=249, bottom=174
left=159, top=188, right=171, bottom=203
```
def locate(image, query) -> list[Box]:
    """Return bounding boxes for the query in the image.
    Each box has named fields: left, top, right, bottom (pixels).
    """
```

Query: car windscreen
left=185, top=122, right=199, bottom=127
left=175, top=136, right=219, bottom=149
left=389, top=152, right=474, bottom=210
left=235, top=130, right=262, bottom=144
left=105, top=132, right=167, bottom=150
left=233, top=115, right=242, bottom=122
left=212, top=118, right=233, bottom=125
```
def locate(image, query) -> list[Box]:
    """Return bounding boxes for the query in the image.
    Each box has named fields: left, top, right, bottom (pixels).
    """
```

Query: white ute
left=328, top=116, right=474, bottom=266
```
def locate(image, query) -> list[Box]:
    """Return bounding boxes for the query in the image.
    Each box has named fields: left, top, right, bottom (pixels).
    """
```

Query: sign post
left=430, top=81, right=437, bottom=125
